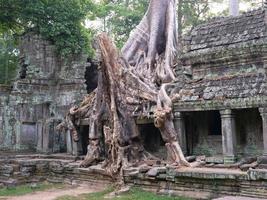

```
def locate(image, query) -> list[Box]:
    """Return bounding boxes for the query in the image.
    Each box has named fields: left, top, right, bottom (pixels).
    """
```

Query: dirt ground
left=0, top=184, right=104, bottom=200
left=214, top=197, right=264, bottom=200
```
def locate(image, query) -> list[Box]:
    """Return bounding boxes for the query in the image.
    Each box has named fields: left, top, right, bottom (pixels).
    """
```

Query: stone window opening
left=84, top=59, right=98, bottom=94
left=19, top=63, right=28, bottom=79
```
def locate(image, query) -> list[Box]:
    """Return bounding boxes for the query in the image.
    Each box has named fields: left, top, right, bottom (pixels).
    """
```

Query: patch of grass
left=115, top=187, right=191, bottom=200
left=56, top=187, right=191, bottom=200
left=0, top=182, right=64, bottom=196
left=56, top=187, right=114, bottom=200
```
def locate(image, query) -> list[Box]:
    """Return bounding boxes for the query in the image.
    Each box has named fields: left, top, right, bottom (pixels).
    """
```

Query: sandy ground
left=0, top=184, right=105, bottom=200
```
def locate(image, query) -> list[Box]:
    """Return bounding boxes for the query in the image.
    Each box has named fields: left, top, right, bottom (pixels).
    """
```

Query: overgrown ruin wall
left=173, top=8, right=267, bottom=160
left=175, top=9, right=267, bottom=111
left=0, top=33, right=88, bottom=153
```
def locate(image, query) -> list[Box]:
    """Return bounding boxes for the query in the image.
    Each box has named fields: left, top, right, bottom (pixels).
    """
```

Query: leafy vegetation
left=0, top=182, right=64, bottom=196
left=0, top=32, right=18, bottom=84
left=94, top=0, right=148, bottom=48
left=0, top=0, right=97, bottom=83
left=0, top=0, right=96, bottom=57
left=0, top=0, right=263, bottom=84
left=56, top=187, right=192, bottom=200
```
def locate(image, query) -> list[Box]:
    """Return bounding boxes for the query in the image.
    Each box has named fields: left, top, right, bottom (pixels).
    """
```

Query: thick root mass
left=58, top=0, right=190, bottom=178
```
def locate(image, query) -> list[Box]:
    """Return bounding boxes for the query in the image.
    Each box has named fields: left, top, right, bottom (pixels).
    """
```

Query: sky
left=87, top=0, right=264, bottom=30
left=211, top=0, right=263, bottom=14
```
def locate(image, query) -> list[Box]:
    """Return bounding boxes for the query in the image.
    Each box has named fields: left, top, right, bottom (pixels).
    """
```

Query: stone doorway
left=84, top=59, right=98, bottom=94
left=184, top=111, right=222, bottom=157
left=139, top=123, right=167, bottom=160
left=235, top=108, right=263, bottom=157
left=20, top=122, right=37, bottom=151
left=79, top=125, right=89, bottom=155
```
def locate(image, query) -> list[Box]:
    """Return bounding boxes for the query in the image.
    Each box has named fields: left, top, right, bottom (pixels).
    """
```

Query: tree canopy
left=0, top=0, right=263, bottom=84
left=0, top=33, right=18, bottom=84
left=0, top=0, right=96, bottom=56
left=0, top=0, right=97, bottom=83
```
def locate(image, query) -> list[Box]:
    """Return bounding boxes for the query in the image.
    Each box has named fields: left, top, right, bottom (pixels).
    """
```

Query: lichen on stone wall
left=0, top=32, right=88, bottom=152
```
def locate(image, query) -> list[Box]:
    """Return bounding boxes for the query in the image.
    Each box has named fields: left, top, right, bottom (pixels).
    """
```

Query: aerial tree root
left=58, top=0, right=191, bottom=180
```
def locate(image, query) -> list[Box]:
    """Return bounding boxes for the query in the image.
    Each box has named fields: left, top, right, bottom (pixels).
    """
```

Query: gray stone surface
left=220, top=110, right=237, bottom=164
left=183, top=9, right=266, bottom=52
left=172, top=8, right=267, bottom=163
left=175, top=8, right=267, bottom=111
left=0, top=32, right=88, bottom=153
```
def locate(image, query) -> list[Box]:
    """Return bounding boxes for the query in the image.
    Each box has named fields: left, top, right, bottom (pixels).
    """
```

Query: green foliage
left=0, top=33, right=18, bottom=84
left=0, top=182, right=64, bottom=196
left=0, top=0, right=96, bottom=57
left=95, top=0, right=148, bottom=48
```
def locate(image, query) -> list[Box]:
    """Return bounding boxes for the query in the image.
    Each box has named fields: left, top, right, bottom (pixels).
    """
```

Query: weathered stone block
left=0, top=165, right=13, bottom=175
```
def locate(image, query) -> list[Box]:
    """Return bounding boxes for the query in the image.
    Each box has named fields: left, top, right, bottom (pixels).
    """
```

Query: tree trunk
left=58, top=0, right=190, bottom=179
left=229, top=0, right=239, bottom=16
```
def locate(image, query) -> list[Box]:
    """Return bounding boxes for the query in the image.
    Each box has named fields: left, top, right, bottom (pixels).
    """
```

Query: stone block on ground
left=258, top=164, right=267, bottom=169
left=146, top=167, right=166, bottom=177
left=206, top=157, right=224, bottom=164
left=257, top=156, right=267, bottom=164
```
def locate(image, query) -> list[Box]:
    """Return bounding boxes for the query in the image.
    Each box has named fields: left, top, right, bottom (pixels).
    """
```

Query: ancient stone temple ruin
left=0, top=3, right=267, bottom=200
left=0, top=32, right=89, bottom=153
left=174, top=8, right=267, bottom=164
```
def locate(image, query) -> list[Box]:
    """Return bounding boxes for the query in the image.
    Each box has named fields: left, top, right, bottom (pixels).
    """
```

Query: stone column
left=220, top=109, right=237, bottom=164
left=66, top=130, right=73, bottom=154
left=0, top=115, right=3, bottom=145
left=173, top=112, right=187, bottom=155
left=36, top=121, right=43, bottom=152
left=259, top=108, right=267, bottom=158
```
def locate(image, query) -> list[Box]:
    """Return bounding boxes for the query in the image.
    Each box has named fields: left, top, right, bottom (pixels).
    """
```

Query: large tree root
left=58, top=0, right=191, bottom=180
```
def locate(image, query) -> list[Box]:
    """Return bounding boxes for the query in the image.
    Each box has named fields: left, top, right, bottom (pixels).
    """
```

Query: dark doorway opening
left=184, top=110, right=222, bottom=156
left=19, top=63, right=28, bottom=79
left=79, top=126, right=89, bottom=155
left=208, top=111, right=222, bottom=136
left=235, top=108, right=263, bottom=157
left=139, top=123, right=167, bottom=160
left=85, top=59, right=98, bottom=94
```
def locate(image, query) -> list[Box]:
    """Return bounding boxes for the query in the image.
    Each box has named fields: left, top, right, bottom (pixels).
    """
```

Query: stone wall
left=0, top=155, right=112, bottom=187
left=172, top=8, right=267, bottom=162
left=183, top=111, right=223, bottom=157
left=1, top=155, right=267, bottom=199
left=183, top=9, right=266, bottom=52
left=235, top=109, right=263, bottom=157
left=124, top=166, right=267, bottom=199
left=0, top=32, right=88, bottom=153
left=0, top=85, right=11, bottom=150
left=175, top=8, right=267, bottom=112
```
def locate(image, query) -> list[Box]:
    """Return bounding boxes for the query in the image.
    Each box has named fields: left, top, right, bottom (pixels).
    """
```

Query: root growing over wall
left=58, top=0, right=190, bottom=180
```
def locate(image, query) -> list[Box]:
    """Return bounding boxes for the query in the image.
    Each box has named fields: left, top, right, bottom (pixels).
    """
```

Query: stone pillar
left=173, top=112, right=187, bottom=155
left=220, top=109, right=237, bottom=164
left=66, top=130, right=73, bottom=154
left=72, top=141, right=79, bottom=156
left=259, top=108, right=267, bottom=157
left=36, top=121, right=43, bottom=152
